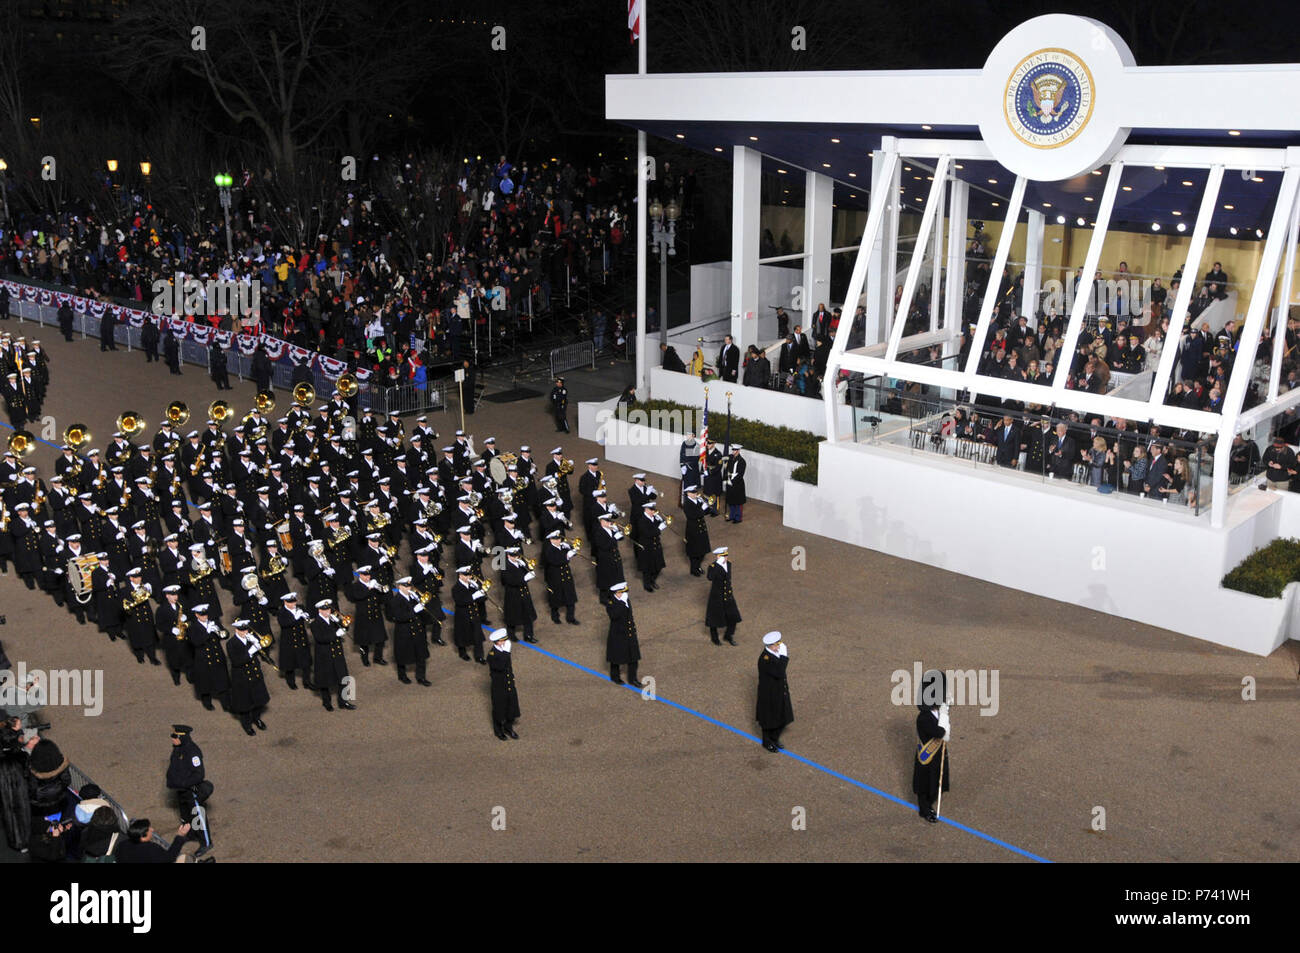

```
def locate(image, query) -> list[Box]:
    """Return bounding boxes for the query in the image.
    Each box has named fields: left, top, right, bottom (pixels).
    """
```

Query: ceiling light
left=1042, top=202, right=1052, bottom=207
left=822, top=163, right=831, bottom=168
left=1122, top=185, right=1133, bottom=191
left=748, top=136, right=758, bottom=142
left=1154, top=165, right=1165, bottom=171
left=1228, top=130, right=1241, bottom=136
left=1176, top=223, right=1187, bottom=232
left=987, top=178, right=997, bottom=184
left=913, top=175, right=922, bottom=180
left=675, top=133, right=685, bottom=139
left=1151, top=222, right=1160, bottom=231
left=1091, top=170, right=1103, bottom=176
left=1083, top=196, right=1094, bottom=202
left=1076, top=217, right=1086, bottom=226
left=1182, top=180, right=1194, bottom=186
left=850, top=194, right=857, bottom=198
left=867, top=152, right=874, bottom=158
left=848, top=172, right=857, bottom=178
left=921, top=124, right=932, bottom=130
left=777, top=168, right=787, bottom=174
left=1171, top=210, right=1182, bottom=216
left=713, top=147, right=723, bottom=152
left=1229, top=226, right=1239, bottom=235
left=1252, top=176, right=1264, bottom=183
left=991, top=201, right=1000, bottom=207
left=1223, top=204, right=1235, bottom=210
left=955, top=163, right=964, bottom=169
left=1056, top=215, right=1066, bottom=224
left=830, top=138, right=840, bottom=143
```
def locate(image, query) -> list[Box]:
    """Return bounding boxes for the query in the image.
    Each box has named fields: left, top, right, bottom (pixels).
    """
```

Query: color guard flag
left=628, top=0, right=642, bottom=43
left=699, top=391, right=709, bottom=471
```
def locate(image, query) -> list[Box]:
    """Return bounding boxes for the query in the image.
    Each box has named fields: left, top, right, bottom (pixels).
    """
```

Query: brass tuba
left=117, top=411, right=146, bottom=437
left=63, top=423, right=91, bottom=450
left=165, top=401, right=190, bottom=427
left=336, top=373, right=358, bottom=398
left=292, top=381, right=315, bottom=407
left=208, top=399, right=232, bottom=423
left=254, top=389, right=276, bottom=415
left=7, top=430, right=36, bottom=458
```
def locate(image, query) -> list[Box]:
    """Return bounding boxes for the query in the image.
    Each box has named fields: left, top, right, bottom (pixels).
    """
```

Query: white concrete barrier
left=578, top=401, right=802, bottom=506
left=783, top=439, right=1297, bottom=656
left=649, top=366, right=854, bottom=436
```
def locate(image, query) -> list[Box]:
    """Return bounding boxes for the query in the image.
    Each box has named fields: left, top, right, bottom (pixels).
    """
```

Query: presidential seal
left=1003, top=48, right=1095, bottom=150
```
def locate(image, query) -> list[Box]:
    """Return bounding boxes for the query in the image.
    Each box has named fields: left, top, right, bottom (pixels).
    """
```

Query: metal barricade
left=549, top=340, right=595, bottom=378
left=66, top=761, right=170, bottom=850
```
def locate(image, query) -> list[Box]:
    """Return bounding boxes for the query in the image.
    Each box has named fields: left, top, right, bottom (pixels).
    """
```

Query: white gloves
left=565, top=551, right=576, bottom=561
left=523, top=571, right=535, bottom=582
left=472, top=590, right=486, bottom=600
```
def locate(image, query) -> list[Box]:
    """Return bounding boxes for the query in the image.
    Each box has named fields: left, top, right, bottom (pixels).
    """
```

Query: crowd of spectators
left=0, top=152, right=638, bottom=386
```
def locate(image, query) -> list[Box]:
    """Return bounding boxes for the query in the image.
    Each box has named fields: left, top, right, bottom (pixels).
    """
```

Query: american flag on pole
left=628, top=0, right=642, bottom=42
left=698, top=391, right=709, bottom=471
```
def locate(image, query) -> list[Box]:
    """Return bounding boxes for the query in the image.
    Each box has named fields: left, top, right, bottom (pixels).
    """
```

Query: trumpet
left=525, top=558, right=537, bottom=571
left=418, top=591, right=432, bottom=607
left=384, top=543, right=398, bottom=559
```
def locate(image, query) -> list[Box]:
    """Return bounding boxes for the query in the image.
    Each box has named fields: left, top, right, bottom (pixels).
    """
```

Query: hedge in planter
left=1221, top=538, right=1300, bottom=598
left=624, top=398, right=819, bottom=484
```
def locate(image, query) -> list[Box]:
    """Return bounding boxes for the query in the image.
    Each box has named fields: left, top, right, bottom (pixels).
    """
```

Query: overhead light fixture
left=954, top=163, right=964, bottom=169
left=1171, top=210, right=1182, bottom=216
left=830, top=138, right=840, bottom=143
left=921, top=124, right=932, bottom=130
left=867, top=151, right=874, bottom=158
left=1252, top=176, right=1264, bottom=183
left=1091, top=170, right=1102, bottom=176
left=823, top=163, right=831, bottom=168
left=1176, top=223, right=1187, bottom=232
left=1154, top=165, right=1165, bottom=171
left=1223, top=204, right=1235, bottom=210
left=1056, top=214, right=1066, bottom=224
left=713, top=147, right=723, bottom=152
left=749, top=136, right=758, bottom=141
left=905, top=166, right=912, bottom=171
left=106, top=159, right=118, bottom=172
left=1230, top=226, right=1239, bottom=235
left=1084, top=196, right=1094, bottom=202
left=1121, top=185, right=1133, bottom=191
left=991, top=201, right=1000, bottom=207
left=850, top=194, right=857, bottom=198
left=1182, top=180, right=1194, bottom=186
left=848, top=172, right=857, bottom=178
left=675, top=133, right=685, bottom=139
left=1042, top=202, right=1052, bottom=207
left=913, top=175, right=922, bottom=180
left=1228, top=130, right=1241, bottom=136
left=1076, top=217, right=1086, bottom=226
left=1151, top=222, right=1161, bottom=231
left=777, top=168, right=787, bottom=174
left=987, top=178, right=997, bottom=184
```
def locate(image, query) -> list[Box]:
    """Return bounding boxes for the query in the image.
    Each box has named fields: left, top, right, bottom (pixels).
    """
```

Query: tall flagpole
left=634, top=0, right=649, bottom=400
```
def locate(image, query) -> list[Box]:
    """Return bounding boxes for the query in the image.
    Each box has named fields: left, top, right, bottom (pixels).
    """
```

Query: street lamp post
left=214, top=173, right=233, bottom=258
left=0, top=158, right=9, bottom=230
left=649, top=198, right=679, bottom=350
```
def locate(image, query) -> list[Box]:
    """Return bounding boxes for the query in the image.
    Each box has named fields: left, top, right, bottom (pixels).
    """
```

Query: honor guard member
left=487, top=629, right=521, bottom=740
left=678, top=434, right=700, bottom=506
left=681, top=486, right=714, bottom=576
left=227, top=620, right=271, bottom=736
left=913, top=669, right=951, bottom=824
left=756, top=632, right=793, bottom=753
left=578, top=458, right=602, bottom=538
left=346, top=565, right=389, bottom=667
left=258, top=536, right=290, bottom=604
left=452, top=566, right=489, bottom=663
left=500, top=547, right=538, bottom=644
left=542, top=531, right=580, bottom=625
left=277, top=592, right=315, bottom=691
left=593, top=512, right=626, bottom=604
left=389, top=577, right=432, bottom=686
left=702, top=439, right=725, bottom=511
left=166, top=726, right=214, bottom=857
left=706, top=546, right=741, bottom=645
left=604, top=582, right=641, bottom=686
left=312, top=600, right=355, bottom=711
left=187, top=604, right=231, bottom=711
left=550, top=376, right=569, bottom=432
left=164, top=326, right=182, bottom=374
left=232, top=564, right=273, bottom=643
left=157, top=585, right=192, bottom=687
left=634, top=500, right=667, bottom=592
left=158, top=531, right=187, bottom=588
left=123, top=568, right=161, bottom=665
left=722, top=445, right=747, bottom=523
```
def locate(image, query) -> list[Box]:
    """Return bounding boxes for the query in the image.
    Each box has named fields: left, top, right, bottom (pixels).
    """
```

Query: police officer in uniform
left=166, top=725, right=214, bottom=857
left=549, top=376, right=569, bottom=432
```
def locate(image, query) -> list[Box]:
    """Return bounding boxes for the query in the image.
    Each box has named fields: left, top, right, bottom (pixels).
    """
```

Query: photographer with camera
left=166, top=724, right=214, bottom=857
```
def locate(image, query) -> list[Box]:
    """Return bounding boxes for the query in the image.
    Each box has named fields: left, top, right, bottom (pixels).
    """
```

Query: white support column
left=1268, top=194, right=1300, bottom=401
left=929, top=173, right=946, bottom=333
left=821, top=149, right=902, bottom=439
left=802, top=171, right=834, bottom=330
left=886, top=155, right=950, bottom=361
left=866, top=137, right=900, bottom=345
left=1051, top=163, right=1124, bottom=393
left=636, top=131, right=648, bottom=397
left=1213, top=164, right=1300, bottom=528
left=730, top=145, right=762, bottom=352
left=943, top=178, right=968, bottom=360
left=1023, top=209, right=1044, bottom=322
left=961, top=175, right=1027, bottom=378
left=1149, top=165, right=1224, bottom=406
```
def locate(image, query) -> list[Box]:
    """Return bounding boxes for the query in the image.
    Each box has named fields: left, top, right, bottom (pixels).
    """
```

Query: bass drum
left=488, top=456, right=509, bottom=486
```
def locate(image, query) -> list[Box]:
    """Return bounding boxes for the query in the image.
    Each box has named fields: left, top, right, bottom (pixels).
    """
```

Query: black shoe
left=149, top=656, right=161, bottom=666
left=495, top=728, right=507, bottom=741
left=711, top=635, right=721, bottom=646
left=505, top=726, right=519, bottom=739
left=195, top=843, right=213, bottom=858
left=202, top=698, right=214, bottom=711
left=551, top=612, right=561, bottom=624
left=775, top=740, right=785, bottom=750
left=725, top=636, right=736, bottom=646
left=691, top=569, right=703, bottom=577
left=476, top=657, right=487, bottom=665
left=170, top=672, right=182, bottom=687
left=303, top=680, right=316, bottom=692
left=524, top=635, right=538, bottom=644
left=340, top=700, right=357, bottom=710
left=925, top=811, right=938, bottom=824
left=373, top=655, right=388, bottom=666
left=360, top=652, right=370, bottom=667
left=417, top=677, right=432, bottom=686
left=398, top=673, right=412, bottom=684
left=611, top=674, right=624, bottom=685
left=763, top=741, right=779, bottom=753
left=243, top=724, right=256, bottom=736
left=567, top=617, right=580, bottom=625
left=323, top=699, right=334, bottom=712
left=433, top=637, right=446, bottom=646
left=254, top=719, right=267, bottom=731
left=286, top=678, right=298, bottom=690
left=459, top=650, right=470, bottom=661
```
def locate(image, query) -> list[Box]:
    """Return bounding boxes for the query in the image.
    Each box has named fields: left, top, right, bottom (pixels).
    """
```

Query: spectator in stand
left=660, top=342, right=686, bottom=374
left=1204, top=262, right=1229, bottom=300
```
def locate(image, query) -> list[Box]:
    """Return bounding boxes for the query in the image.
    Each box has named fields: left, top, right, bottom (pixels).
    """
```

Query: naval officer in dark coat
left=487, top=628, right=521, bottom=740
left=705, top=546, right=741, bottom=645
left=756, top=632, right=793, bottom=753
left=604, top=581, right=641, bottom=686
left=912, top=669, right=951, bottom=823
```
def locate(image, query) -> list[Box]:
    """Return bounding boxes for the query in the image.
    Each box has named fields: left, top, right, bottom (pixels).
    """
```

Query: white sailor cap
left=550, top=447, right=563, bottom=455
left=455, top=430, right=465, bottom=437
left=366, top=532, right=381, bottom=540
left=593, top=489, right=606, bottom=498
left=713, top=546, right=729, bottom=556
left=14, top=502, right=29, bottom=510
left=42, top=519, right=54, bottom=527
left=502, top=512, right=517, bottom=521
left=231, top=518, right=244, bottom=526
left=456, top=525, right=472, bottom=534
left=544, top=497, right=560, bottom=507
left=256, top=485, right=270, bottom=494
left=281, top=592, right=298, bottom=601
left=22, top=465, right=37, bottom=474
left=161, top=453, right=175, bottom=461
left=132, top=519, right=146, bottom=528
left=546, top=529, right=562, bottom=539
left=164, top=533, right=178, bottom=542
left=198, top=501, right=212, bottom=509
left=103, top=506, right=119, bottom=515
left=520, top=445, right=530, bottom=453
left=415, top=543, right=437, bottom=556
left=489, top=628, right=509, bottom=642
left=111, top=466, right=124, bottom=473
left=232, top=619, right=251, bottom=630
left=484, top=437, right=496, bottom=444
left=609, top=582, right=628, bottom=593
left=189, top=542, right=206, bottom=551
left=456, top=565, right=473, bottom=575
left=127, top=566, right=143, bottom=576
left=642, top=500, right=657, bottom=509
left=163, top=585, right=181, bottom=594
left=192, top=603, right=210, bottom=614
left=395, top=576, right=413, bottom=586
left=315, top=599, right=334, bottom=609
left=684, top=485, right=700, bottom=493
left=95, top=551, right=109, bottom=559
left=763, top=631, right=782, bottom=645
left=356, top=565, right=373, bottom=574
left=442, top=446, right=454, bottom=453
left=240, top=565, right=256, bottom=574
left=632, top=473, right=646, bottom=480
left=586, top=458, right=598, bottom=465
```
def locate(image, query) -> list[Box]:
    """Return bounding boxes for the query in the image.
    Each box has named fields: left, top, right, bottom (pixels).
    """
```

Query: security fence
left=4, top=284, right=449, bottom=417
left=67, top=760, right=170, bottom=850
left=549, top=340, right=596, bottom=379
